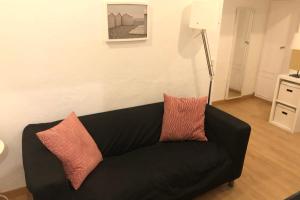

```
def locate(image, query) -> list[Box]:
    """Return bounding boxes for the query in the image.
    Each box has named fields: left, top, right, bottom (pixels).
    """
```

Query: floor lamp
left=189, top=0, right=220, bottom=104
left=0, top=140, right=9, bottom=200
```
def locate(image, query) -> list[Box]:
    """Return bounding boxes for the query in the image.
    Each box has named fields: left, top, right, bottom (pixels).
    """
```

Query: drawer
left=273, top=104, right=296, bottom=129
left=278, top=81, right=300, bottom=106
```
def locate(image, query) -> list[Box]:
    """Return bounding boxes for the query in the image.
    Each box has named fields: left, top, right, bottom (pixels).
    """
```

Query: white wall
left=213, top=0, right=270, bottom=101
left=255, top=0, right=300, bottom=101
left=283, top=0, right=300, bottom=75
left=286, top=0, right=300, bottom=74
left=0, top=0, right=223, bottom=192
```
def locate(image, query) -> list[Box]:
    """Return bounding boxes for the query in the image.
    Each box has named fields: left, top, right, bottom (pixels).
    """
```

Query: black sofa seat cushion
left=74, top=141, right=230, bottom=200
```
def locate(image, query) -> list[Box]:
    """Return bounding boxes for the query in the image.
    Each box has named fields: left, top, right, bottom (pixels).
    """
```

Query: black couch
left=22, top=102, right=251, bottom=200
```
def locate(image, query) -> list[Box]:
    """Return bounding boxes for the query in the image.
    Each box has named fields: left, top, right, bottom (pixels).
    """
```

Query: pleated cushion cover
left=36, top=112, right=103, bottom=190
left=160, top=94, right=208, bottom=142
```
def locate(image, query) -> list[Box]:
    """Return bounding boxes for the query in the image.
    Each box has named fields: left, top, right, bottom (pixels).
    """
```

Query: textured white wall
left=213, top=0, right=270, bottom=100
left=0, top=0, right=223, bottom=192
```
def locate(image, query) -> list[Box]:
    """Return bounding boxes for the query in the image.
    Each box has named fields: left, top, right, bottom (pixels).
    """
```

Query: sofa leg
left=228, top=181, right=234, bottom=188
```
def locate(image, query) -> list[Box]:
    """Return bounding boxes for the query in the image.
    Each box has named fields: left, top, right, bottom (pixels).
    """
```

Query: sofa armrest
left=22, top=124, right=72, bottom=200
left=205, top=105, right=251, bottom=180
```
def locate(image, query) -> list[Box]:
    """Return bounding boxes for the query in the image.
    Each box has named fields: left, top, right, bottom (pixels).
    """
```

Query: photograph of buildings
left=107, top=4, right=148, bottom=40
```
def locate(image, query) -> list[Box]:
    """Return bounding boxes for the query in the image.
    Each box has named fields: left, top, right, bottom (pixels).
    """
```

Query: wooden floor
left=196, top=97, right=300, bottom=200
left=4, top=97, right=300, bottom=200
left=2, top=188, right=31, bottom=200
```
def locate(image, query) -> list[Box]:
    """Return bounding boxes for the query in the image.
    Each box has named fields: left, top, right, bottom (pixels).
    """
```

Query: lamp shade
left=289, top=50, right=300, bottom=71
left=291, top=32, right=300, bottom=50
left=189, top=0, right=221, bottom=31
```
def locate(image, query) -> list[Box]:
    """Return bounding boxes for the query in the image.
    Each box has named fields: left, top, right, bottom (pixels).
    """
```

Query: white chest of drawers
left=269, top=74, right=300, bottom=133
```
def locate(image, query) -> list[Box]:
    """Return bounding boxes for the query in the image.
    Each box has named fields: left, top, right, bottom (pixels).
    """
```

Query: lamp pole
left=200, top=29, right=214, bottom=104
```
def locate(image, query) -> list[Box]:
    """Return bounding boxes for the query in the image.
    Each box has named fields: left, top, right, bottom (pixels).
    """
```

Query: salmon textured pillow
left=160, top=94, right=208, bottom=142
left=36, top=112, right=103, bottom=190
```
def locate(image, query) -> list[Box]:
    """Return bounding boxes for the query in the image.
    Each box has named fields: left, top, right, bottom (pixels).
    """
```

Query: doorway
left=226, top=7, right=254, bottom=99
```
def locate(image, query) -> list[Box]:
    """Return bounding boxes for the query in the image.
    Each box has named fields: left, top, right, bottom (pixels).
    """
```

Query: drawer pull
left=286, top=89, right=293, bottom=93
left=282, top=111, right=288, bottom=115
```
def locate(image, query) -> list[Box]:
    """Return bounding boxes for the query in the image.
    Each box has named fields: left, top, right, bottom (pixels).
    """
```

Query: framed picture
left=106, top=2, right=149, bottom=42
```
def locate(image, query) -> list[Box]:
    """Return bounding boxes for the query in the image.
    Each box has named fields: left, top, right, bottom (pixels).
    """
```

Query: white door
left=229, top=8, right=253, bottom=93
left=255, top=1, right=293, bottom=101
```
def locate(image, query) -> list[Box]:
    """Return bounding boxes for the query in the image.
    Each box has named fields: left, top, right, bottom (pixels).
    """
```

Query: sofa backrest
left=23, top=102, right=164, bottom=157
left=79, top=102, right=164, bottom=156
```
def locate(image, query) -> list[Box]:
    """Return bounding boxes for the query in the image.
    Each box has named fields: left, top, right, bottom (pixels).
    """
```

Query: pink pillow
left=160, top=94, right=208, bottom=142
left=36, top=112, right=103, bottom=190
